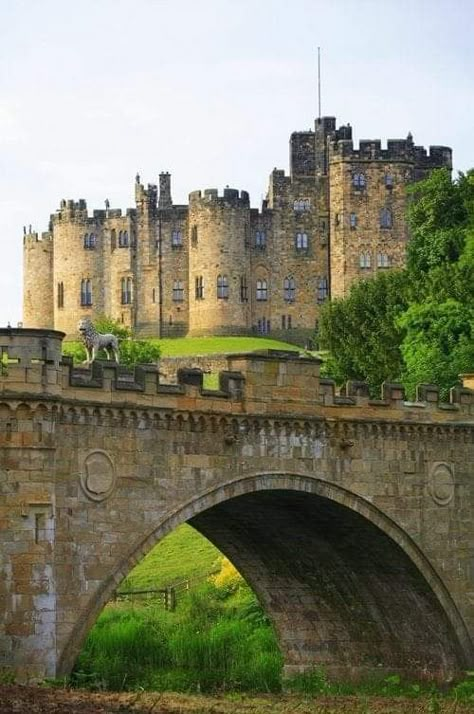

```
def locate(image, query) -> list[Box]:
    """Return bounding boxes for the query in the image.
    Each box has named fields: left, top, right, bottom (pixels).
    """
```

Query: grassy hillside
left=119, top=524, right=221, bottom=592
left=156, top=336, right=300, bottom=357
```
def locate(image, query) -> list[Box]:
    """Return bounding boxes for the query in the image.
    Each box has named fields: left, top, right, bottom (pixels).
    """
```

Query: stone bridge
left=1, top=328, right=474, bottom=684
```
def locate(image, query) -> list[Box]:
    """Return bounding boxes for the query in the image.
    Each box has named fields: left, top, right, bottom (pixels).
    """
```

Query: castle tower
left=23, top=229, right=54, bottom=329
left=327, top=132, right=452, bottom=299
left=188, top=188, right=251, bottom=336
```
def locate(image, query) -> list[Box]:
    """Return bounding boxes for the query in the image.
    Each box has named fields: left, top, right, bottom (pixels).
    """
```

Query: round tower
left=188, top=188, right=251, bottom=336
left=52, top=200, right=104, bottom=337
left=23, top=230, right=54, bottom=329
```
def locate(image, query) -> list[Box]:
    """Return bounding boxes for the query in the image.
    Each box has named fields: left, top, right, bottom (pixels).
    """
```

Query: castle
left=23, top=116, right=451, bottom=343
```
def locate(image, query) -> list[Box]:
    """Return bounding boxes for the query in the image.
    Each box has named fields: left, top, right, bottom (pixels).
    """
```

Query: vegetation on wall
left=319, top=168, right=474, bottom=397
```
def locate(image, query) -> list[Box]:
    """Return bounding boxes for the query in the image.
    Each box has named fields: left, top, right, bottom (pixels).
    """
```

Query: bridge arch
left=58, top=473, right=471, bottom=681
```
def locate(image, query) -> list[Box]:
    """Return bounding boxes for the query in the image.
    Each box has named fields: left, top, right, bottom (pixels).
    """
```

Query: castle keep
left=23, top=116, right=451, bottom=341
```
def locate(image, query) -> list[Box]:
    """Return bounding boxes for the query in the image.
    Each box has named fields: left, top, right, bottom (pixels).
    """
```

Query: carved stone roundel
left=80, top=450, right=116, bottom=502
left=429, top=462, right=455, bottom=506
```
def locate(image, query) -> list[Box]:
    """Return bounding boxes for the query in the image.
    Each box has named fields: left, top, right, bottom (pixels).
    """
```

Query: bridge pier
left=1, top=328, right=474, bottom=683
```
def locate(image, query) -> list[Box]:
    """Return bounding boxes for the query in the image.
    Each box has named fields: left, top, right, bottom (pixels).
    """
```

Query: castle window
left=195, top=276, right=204, bottom=300
left=217, top=275, right=229, bottom=299
left=283, top=277, right=296, bottom=302
left=171, top=230, right=183, bottom=248
left=281, top=315, right=286, bottom=329
left=240, top=276, right=248, bottom=302
left=293, top=199, right=310, bottom=212
left=121, top=277, right=133, bottom=304
left=83, top=233, right=96, bottom=249
left=57, top=282, right=64, bottom=309
left=118, top=230, right=129, bottom=248
left=191, top=225, right=198, bottom=244
left=172, top=280, right=184, bottom=302
left=257, top=318, right=270, bottom=334
left=152, top=288, right=156, bottom=303
left=349, top=213, right=357, bottom=229
left=377, top=253, right=391, bottom=268
left=380, top=208, right=393, bottom=229
left=287, top=315, right=292, bottom=329
left=352, top=172, right=366, bottom=190
left=384, top=174, right=394, bottom=188
left=295, top=232, right=308, bottom=251
left=80, top=279, right=92, bottom=306
left=255, top=231, right=266, bottom=249
left=359, top=252, right=371, bottom=269
left=317, top=277, right=328, bottom=303
left=256, top=279, right=268, bottom=301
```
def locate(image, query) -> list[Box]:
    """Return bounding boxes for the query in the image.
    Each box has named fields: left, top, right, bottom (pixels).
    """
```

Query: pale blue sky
left=1, top=0, right=473, bottom=325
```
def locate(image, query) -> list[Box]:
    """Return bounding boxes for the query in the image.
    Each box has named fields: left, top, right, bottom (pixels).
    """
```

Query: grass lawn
left=151, top=336, right=301, bottom=357
left=119, top=524, right=221, bottom=592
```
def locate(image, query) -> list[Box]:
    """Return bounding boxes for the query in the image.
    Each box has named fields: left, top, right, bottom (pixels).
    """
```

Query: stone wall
left=1, top=329, right=474, bottom=683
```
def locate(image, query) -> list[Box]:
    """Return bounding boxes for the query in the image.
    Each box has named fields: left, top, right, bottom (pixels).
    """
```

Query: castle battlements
left=328, top=135, right=452, bottom=168
left=1, top=330, right=474, bottom=422
left=23, top=230, right=53, bottom=246
left=189, top=188, right=250, bottom=207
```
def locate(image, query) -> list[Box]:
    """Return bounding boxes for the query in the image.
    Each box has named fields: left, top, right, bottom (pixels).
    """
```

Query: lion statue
left=78, top=318, right=120, bottom=365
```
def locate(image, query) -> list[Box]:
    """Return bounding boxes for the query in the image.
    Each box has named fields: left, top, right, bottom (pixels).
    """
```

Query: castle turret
left=159, top=172, right=172, bottom=209
left=188, top=188, right=251, bottom=336
left=23, top=229, right=54, bottom=329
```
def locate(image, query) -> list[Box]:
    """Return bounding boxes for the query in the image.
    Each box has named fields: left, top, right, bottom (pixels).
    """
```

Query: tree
left=398, top=300, right=474, bottom=398
left=406, top=168, right=470, bottom=277
left=319, top=271, right=409, bottom=392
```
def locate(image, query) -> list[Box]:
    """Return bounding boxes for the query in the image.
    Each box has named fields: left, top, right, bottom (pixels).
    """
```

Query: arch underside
left=59, top=476, right=469, bottom=682
left=190, top=490, right=466, bottom=681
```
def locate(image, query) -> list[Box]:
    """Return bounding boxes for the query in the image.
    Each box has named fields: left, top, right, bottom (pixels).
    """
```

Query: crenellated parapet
left=2, top=331, right=474, bottom=427
left=328, top=135, right=452, bottom=170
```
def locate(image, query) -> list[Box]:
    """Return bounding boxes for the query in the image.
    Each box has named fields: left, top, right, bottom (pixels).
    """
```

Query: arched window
left=195, top=276, right=204, bottom=299
left=172, top=230, right=183, bottom=248
left=118, top=231, right=129, bottom=248
left=121, top=277, right=133, bottom=304
left=377, top=253, right=391, bottom=268
left=349, top=213, right=357, bottom=229
left=191, top=225, right=198, bottom=243
left=81, top=279, right=92, bottom=306
left=295, top=232, right=308, bottom=251
left=89, top=233, right=96, bottom=249
left=57, top=282, right=64, bottom=308
left=293, top=199, right=310, bottom=212
left=217, top=275, right=229, bottom=299
left=256, top=279, right=268, bottom=301
left=352, top=172, right=366, bottom=190
left=384, top=174, right=394, bottom=188
left=359, top=253, right=371, bottom=269
left=283, top=277, right=296, bottom=302
left=317, top=277, right=328, bottom=303
left=255, top=231, right=266, bottom=248
left=240, top=276, right=248, bottom=302
left=380, top=208, right=393, bottom=229
left=172, top=280, right=184, bottom=302
left=83, top=233, right=89, bottom=249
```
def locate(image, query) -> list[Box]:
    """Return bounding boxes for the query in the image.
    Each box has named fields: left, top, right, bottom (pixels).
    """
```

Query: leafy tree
left=398, top=300, right=474, bottom=398
left=406, top=168, right=472, bottom=277
left=119, top=339, right=161, bottom=366
left=319, top=271, right=409, bottom=392
left=94, top=314, right=131, bottom=340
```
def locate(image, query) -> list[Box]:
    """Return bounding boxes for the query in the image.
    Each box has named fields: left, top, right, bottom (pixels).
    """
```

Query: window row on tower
left=352, top=173, right=395, bottom=190
left=337, top=208, right=393, bottom=230
left=359, top=252, right=392, bottom=269
left=82, top=230, right=131, bottom=249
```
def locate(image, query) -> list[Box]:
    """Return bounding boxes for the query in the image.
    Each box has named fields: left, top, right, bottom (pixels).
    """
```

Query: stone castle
left=23, top=116, right=451, bottom=342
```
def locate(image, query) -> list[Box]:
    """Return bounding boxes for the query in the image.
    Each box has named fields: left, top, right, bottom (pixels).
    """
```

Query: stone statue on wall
left=78, top=318, right=120, bottom=365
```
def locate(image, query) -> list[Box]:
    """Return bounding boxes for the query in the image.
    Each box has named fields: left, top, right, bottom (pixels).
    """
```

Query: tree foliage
left=319, top=168, right=474, bottom=396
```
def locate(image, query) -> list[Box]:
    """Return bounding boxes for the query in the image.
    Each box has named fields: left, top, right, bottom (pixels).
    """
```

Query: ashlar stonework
left=1, top=329, right=474, bottom=683
left=22, top=118, right=451, bottom=344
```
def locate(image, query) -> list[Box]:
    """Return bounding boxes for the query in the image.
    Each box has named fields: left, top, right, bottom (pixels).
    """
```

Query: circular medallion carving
left=80, top=450, right=116, bottom=502
left=429, top=462, right=454, bottom=506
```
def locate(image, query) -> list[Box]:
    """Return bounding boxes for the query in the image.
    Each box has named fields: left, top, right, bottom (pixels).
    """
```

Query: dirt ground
left=0, top=685, right=473, bottom=714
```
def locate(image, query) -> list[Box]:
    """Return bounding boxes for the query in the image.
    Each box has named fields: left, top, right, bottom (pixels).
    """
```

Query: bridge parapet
left=2, top=330, right=474, bottom=420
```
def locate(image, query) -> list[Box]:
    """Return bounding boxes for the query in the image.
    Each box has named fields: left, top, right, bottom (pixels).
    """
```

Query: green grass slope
left=156, top=336, right=300, bottom=357
left=119, top=524, right=221, bottom=592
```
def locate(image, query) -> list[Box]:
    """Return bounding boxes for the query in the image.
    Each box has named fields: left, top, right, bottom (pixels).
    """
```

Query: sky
left=1, top=0, right=473, bottom=326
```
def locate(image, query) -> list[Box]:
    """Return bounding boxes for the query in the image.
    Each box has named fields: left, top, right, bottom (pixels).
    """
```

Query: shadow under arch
left=58, top=472, right=472, bottom=681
